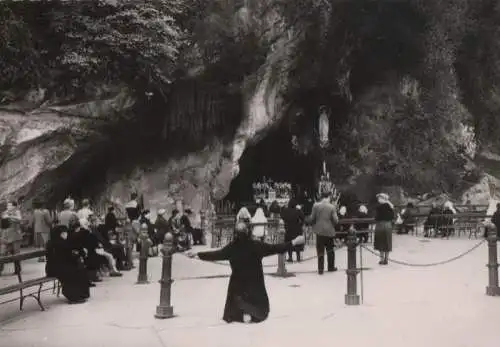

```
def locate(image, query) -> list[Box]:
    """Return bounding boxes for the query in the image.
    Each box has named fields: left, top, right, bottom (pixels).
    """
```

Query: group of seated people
left=45, top=199, right=133, bottom=304
left=395, top=201, right=459, bottom=237
left=395, top=200, right=461, bottom=237
left=133, top=206, right=205, bottom=254
left=44, top=193, right=208, bottom=304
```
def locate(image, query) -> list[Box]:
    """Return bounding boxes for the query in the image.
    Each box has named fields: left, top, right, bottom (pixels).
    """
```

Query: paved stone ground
left=1, top=235, right=499, bottom=347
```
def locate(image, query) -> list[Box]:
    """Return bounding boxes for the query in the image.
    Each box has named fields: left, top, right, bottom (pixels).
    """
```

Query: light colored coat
left=58, top=209, right=78, bottom=228
left=33, top=208, right=52, bottom=235
left=306, top=199, right=339, bottom=237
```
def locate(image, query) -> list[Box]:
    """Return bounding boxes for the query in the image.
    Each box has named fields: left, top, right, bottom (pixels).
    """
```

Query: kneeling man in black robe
left=188, top=222, right=305, bottom=324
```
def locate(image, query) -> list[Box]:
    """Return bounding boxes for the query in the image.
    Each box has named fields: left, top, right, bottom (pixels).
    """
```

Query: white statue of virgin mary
left=318, top=106, right=330, bottom=148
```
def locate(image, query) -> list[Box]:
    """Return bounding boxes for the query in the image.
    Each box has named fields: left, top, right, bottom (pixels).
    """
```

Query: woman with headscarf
left=45, top=225, right=90, bottom=304
left=374, top=193, right=395, bottom=265
left=187, top=222, right=305, bottom=323
left=280, top=198, right=305, bottom=262
left=251, top=207, right=268, bottom=242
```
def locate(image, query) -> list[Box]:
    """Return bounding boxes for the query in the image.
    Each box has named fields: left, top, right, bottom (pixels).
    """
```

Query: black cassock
left=45, top=237, right=90, bottom=302
left=197, top=238, right=293, bottom=323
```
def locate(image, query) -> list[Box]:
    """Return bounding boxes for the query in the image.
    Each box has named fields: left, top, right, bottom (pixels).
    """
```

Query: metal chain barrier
left=360, top=239, right=486, bottom=267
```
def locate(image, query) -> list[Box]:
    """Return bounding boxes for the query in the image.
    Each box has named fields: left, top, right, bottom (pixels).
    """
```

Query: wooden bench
left=415, top=213, right=489, bottom=239
left=0, top=249, right=60, bottom=311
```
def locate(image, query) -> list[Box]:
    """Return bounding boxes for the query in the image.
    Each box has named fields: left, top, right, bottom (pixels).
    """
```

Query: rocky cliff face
left=0, top=4, right=295, bottom=217
left=0, top=0, right=497, bottom=216
left=99, top=9, right=297, bottom=217
left=0, top=88, right=135, bottom=207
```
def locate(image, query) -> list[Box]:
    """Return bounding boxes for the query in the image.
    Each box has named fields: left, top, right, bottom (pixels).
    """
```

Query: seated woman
left=95, top=223, right=126, bottom=274
left=187, top=222, right=305, bottom=324
left=45, top=225, right=90, bottom=304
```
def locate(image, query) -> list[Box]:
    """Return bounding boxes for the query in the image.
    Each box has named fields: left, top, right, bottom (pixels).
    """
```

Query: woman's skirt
left=374, top=221, right=393, bottom=252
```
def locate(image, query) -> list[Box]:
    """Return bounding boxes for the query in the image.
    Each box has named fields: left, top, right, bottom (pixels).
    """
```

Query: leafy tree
left=0, top=0, right=186, bottom=99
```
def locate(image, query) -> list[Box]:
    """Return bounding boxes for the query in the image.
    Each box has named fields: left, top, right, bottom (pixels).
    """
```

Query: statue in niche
left=318, top=105, right=330, bottom=148
left=289, top=109, right=303, bottom=151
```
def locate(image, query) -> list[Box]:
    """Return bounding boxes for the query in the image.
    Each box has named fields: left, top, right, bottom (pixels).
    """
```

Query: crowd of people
left=188, top=190, right=396, bottom=324
left=0, top=193, right=206, bottom=304
left=231, top=191, right=395, bottom=274
left=1, top=187, right=498, bottom=314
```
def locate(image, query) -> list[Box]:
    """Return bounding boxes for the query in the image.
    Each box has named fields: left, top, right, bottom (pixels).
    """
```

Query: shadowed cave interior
left=225, top=124, right=321, bottom=205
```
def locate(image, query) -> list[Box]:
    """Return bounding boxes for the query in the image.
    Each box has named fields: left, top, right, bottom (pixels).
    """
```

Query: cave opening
left=224, top=123, right=321, bottom=206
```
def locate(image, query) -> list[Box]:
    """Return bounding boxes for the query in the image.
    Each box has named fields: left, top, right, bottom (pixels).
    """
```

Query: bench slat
left=0, top=249, right=46, bottom=265
left=0, top=277, right=56, bottom=296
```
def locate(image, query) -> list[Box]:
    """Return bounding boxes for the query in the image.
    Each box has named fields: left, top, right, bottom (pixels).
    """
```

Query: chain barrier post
left=155, top=232, right=175, bottom=319
left=486, top=223, right=500, bottom=296
left=136, top=232, right=151, bottom=284
left=271, top=220, right=295, bottom=278
left=345, top=226, right=360, bottom=305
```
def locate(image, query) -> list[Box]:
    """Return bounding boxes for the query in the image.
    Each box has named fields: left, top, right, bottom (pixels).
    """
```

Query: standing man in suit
left=306, top=191, right=339, bottom=274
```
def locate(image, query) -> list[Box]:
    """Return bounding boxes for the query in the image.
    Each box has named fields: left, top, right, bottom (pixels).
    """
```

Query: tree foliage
left=0, top=0, right=186, bottom=99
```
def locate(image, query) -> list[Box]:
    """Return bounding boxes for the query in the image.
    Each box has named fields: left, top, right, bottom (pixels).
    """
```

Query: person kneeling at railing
left=187, top=222, right=305, bottom=324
